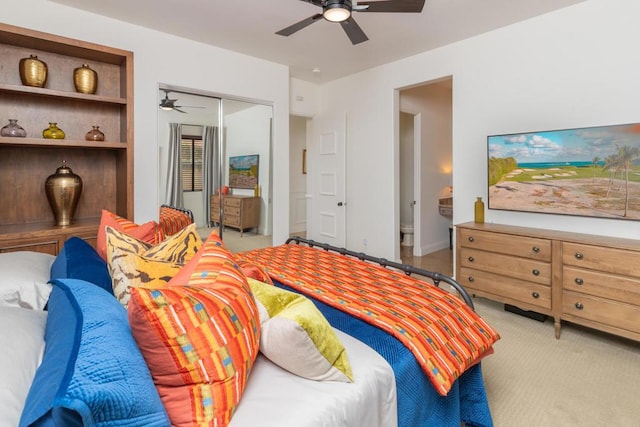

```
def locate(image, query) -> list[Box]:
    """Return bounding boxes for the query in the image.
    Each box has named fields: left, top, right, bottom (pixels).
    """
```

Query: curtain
left=165, top=122, right=184, bottom=207
left=202, top=125, right=220, bottom=226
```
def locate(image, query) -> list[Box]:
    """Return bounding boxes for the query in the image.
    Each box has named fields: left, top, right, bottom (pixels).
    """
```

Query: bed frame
left=284, top=236, right=474, bottom=310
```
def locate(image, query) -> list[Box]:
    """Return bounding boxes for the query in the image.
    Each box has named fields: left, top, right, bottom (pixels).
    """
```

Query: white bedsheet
left=231, top=329, right=398, bottom=427
left=0, top=307, right=47, bottom=427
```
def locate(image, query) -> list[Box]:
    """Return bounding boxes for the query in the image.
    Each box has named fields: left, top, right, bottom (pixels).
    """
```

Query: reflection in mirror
left=157, top=85, right=273, bottom=250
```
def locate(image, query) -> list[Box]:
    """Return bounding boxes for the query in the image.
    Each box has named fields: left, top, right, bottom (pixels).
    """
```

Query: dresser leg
left=554, top=319, right=561, bottom=339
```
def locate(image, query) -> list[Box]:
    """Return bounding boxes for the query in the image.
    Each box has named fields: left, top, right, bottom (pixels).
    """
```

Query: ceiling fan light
left=160, top=105, right=173, bottom=111
left=323, top=1, right=351, bottom=23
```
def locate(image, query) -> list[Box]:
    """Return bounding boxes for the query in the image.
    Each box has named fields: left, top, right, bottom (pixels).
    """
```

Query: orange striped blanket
left=237, top=244, right=500, bottom=396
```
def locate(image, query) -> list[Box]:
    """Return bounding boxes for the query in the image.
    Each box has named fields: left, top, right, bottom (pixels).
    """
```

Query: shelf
left=0, top=82, right=127, bottom=105
left=0, top=23, right=134, bottom=253
left=0, top=217, right=100, bottom=237
left=0, top=136, right=127, bottom=149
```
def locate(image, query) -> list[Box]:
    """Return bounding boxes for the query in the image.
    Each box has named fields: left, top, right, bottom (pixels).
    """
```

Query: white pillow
left=0, top=307, right=47, bottom=427
left=0, top=251, right=55, bottom=310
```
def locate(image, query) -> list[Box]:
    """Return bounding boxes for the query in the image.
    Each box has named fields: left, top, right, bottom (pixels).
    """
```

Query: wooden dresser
left=211, top=195, right=260, bottom=236
left=456, top=222, right=640, bottom=342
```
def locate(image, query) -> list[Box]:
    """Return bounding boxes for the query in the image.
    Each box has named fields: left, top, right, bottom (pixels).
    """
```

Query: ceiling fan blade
left=357, top=0, right=425, bottom=13
left=276, top=13, right=323, bottom=37
left=173, top=107, right=188, bottom=114
left=340, top=18, right=368, bottom=45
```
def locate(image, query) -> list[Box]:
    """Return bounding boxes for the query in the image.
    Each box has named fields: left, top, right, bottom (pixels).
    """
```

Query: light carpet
left=199, top=235, right=640, bottom=426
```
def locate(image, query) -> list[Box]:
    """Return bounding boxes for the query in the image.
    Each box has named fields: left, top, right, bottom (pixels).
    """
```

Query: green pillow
left=248, top=278, right=353, bottom=382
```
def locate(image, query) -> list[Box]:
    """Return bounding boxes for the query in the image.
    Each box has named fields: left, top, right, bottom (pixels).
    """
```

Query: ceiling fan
left=159, top=89, right=204, bottom=113
left=276, top=0, right=425, bottom=45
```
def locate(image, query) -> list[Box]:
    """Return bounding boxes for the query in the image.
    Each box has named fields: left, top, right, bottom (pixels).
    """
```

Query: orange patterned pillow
left=96, top=210, right=158, bottom=260
left=128, top=231, right=260, bottom=427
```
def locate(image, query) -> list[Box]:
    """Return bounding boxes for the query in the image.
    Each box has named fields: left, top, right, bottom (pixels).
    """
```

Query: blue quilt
left=275, top=281, right=493, bottom=427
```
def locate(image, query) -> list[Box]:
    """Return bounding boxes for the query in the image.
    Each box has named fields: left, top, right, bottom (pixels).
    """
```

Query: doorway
left=398, top=78, right=453, bottom=271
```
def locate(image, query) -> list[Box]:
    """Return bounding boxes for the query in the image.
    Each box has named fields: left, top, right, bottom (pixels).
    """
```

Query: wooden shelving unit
left=0, top=23, right=133, bottom=254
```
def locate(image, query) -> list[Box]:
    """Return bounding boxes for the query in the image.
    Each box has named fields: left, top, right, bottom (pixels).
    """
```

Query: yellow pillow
left=248, top=278, right=353, bottom=382
left=106, top=223, right=202, bottom=307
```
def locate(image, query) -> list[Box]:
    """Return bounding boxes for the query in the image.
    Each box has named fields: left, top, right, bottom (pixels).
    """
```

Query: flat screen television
left=228, top=154, right=259, bottom=189
left=487, top=122, right=640, bottom=221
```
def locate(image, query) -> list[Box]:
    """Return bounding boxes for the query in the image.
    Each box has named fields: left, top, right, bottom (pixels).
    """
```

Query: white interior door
left=309, top=111, right=346, bottom=247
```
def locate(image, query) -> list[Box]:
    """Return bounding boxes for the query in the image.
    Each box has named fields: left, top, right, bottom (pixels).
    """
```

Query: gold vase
left=44, top=161, right=83, bottom=226
left=42, top=122, right=65, bottom=139
left=19, top=55, right=48, bottom=88
left=73, top=64, right=98, bottom=94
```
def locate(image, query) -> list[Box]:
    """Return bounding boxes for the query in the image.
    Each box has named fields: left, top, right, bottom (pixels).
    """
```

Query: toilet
left=400, top=224, right=414, bottom=247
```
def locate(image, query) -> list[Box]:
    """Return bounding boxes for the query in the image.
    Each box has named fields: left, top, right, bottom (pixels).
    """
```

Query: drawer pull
left=575, top=302, right=584, bottom=310
left=468, top=256, right=474, bottom=262
left=574, top=278, right=584, bottom=285
left=468, top=236, right=475, bottom=242
left=532, top=269, right=540, bottom=276
left=467, top=276, right=475, bottom=282
left=574, top=252, right=584, bottom=260
left=532, top=246, right=540, bottom=253
left=532, top=292, right=539, bottom=299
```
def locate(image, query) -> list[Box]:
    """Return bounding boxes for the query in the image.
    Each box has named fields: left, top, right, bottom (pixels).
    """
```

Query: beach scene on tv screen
left=488, top=123, right=640, bottom=220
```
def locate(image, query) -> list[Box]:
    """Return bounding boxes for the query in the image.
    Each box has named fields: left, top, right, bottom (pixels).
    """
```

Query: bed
left=1, top=223, right=499, bottom=427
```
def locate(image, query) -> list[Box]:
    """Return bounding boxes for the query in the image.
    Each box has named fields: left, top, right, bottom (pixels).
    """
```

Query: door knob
left=337, top=202, right=346, bottom=206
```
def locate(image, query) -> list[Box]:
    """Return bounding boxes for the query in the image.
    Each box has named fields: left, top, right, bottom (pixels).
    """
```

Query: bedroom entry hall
left=157, top=86, right=273, bottom=247
left=398, top=78, right=453, bottom=272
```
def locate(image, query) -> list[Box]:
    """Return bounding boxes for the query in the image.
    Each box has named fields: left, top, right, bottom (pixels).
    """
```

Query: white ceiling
left=52, top=0, right=586, bottom=83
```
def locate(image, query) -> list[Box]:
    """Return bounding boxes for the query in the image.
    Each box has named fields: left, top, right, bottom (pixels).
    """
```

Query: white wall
left=314, top=0, right=640, bottom=261
left=5, top=0, right=291, bottom=244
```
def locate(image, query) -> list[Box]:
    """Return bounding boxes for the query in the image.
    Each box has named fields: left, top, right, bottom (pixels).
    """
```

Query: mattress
left=230, top=329, right=398, bottom=427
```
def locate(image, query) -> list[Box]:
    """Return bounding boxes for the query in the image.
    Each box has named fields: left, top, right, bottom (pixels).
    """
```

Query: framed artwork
left=229, top=154, right=259, bottom=189
left=488, top=122, right=640, bottom=220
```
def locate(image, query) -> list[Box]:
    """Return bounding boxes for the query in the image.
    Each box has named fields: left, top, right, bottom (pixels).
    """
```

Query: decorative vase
left=474, top=197, right=485, bottom=224
left=44, top=161, right=83, bottom=226
left=19, top=55, right=48, bottom=88
left=0, top=119, right=27, bottom=138
left=85, top=125, right=105, bottom=141
left=42, top=122, right=65, bottom=139
left=73, top=64, right=98, bottom=94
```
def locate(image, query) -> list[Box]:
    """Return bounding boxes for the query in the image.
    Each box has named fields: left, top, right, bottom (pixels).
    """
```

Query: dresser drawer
left=460, top=247, right=551, bottom=285
left=459, top=267, right=551, bottom=309
left=563, top=242, right=640, bottom=278
left=225, top=207, right=240, bottom=217
left=225, top=215, right=240, bottom=227
left=458, top=228, right=551, bottom=261
left=563, top=291, right=640, bottom=334
left=562, top=266, right=640, bottom=306
left=223, top=197, right=242, bottom=208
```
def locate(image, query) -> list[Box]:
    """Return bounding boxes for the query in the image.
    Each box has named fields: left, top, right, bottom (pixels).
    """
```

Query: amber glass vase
left=42, top=122, right=65, bottom=139
left=85, top=125, right=105, bottom=141
left=474, top=197, right=485, bottom=224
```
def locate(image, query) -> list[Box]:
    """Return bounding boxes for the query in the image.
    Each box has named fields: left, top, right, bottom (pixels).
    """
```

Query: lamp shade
left=323, top=0, right=351, bottom=22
